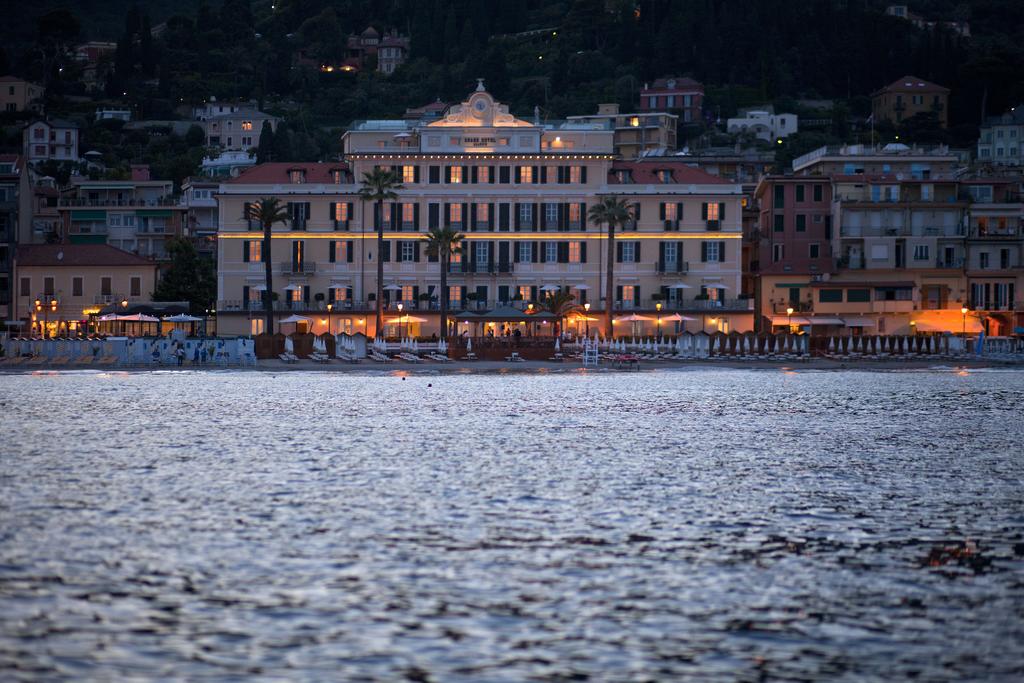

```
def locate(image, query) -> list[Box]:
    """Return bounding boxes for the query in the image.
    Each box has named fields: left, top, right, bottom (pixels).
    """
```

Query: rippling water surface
left=2, top=368, right=1024, bottom=681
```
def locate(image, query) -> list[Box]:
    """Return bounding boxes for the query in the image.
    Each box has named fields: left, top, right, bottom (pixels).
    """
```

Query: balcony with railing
left=59, top=196, right=179, bottom=208
left=840, top=224, right=964, bottom=238
left=279, top=261, right=317, bottom=275
left=656, top=261, right=689, bottom=274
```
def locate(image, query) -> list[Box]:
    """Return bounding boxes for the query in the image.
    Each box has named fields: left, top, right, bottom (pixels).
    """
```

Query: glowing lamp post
left=326, top=303, right=333, bottom=335
left=584, top=302, right=591, bottom=337
left=961, top=306, right=968, bottom=340
left=786, top=306, right=794, bottom=332
left=397, top=302, right=404, bottom=340
left=656, top=302, right=662, bottom=338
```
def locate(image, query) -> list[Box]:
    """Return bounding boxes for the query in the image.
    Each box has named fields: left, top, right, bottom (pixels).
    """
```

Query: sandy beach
left=3, top=356, right=1019, bottom=374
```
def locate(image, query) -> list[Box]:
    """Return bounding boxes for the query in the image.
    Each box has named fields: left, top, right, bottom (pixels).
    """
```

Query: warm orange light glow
left=961, top=307, right=968, bottom=315
left=786, top=307, right=794, bottom=316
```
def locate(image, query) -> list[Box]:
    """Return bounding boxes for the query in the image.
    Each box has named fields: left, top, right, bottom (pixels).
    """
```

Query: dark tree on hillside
left=153, top=238, right=216, bottom=314
left=256, top=121, right=275, bottom=163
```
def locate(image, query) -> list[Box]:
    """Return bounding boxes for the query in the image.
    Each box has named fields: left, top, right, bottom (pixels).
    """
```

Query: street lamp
left=656, top=302, right=662, bottom=339
left=786, top=306, right=794, bottom=332
left=909, top=320, right=917, bottom=336
left=961, top=306, right=968, bottom=340
left=50, top=298, right=59, bottom=337
left=584, top=302, right=591, bottom=337
left=326, top=302, right=333, bottom=335
left=397, top=302, right=404, bottom=340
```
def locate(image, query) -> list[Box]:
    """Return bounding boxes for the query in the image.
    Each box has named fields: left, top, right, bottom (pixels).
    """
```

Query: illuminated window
left=706, top=203, right=720, bottom=221
left=519, top=166, right=533, bottom=183
left=478, top=166, right=490, bottom=183
left=450, top=249, right=462, bottom=264
left=332, top=287, right=348, bottom=301
left=402, top=203, right=415, bottom=224
left=449, top=286, right=461, bottom=304
left=569, top=242, right=581, bottom=263
left=289, top=170, right=305, bottom=184
left=449, top=203, right=462, bottom=224
left=248, top=287, right=262, bottom=302
left=333, top=203, right=349, bottom=221
left=657, top=170, right=673, bottom=183
left=247, top=241, right=262, bottom=261
left=569, top=166, right=582, bottom=183
left=629, top=117, right=640, bottom=127
left=450, top=166, right=462, bottom=184
left=568, top=204, right=580, bottom=223
left=333, top=170, right=344, bottom=184
left=664, top=203, right=678, bottom=221
left=477, top=203, right=489, bottom=222
left=518, top=285, right=531, bottom=300
left=621, top=284, right=635, bottom=301
left=290, top=288, right=302, bottom=302
left=241, top=121, right=252, bottom=131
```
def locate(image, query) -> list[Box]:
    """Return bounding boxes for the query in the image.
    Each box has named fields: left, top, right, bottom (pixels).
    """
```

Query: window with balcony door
left=247, top=241, right=262, bottom=262
left=518, top=242, right=532, bottom=262
left=449, top=166, right=463, bottom=184
left=290, top=288, right=302, bottom=302
left=569, top=166, right=582, bottom=183
left=913, top=245, right=929, bottom=261
left=621, top=242, right=636, bottom=262
left=477, top=203, right=489, bottom=224
left=664, top=203, right=678, bottom=221
left=620, top=284, right=635, bottom=302
left=664, top=242, right=678, bottom=265
left=475, top=242, right=489, bottom=263
left=334, top=203, right=349, bottom=222
left=545, top=242, right=557, bottom=262
left=241, top=121, right=253, bottom=131
left=519, top=166, right=533, bottom=184
left=518, top=203, right=532, bottom=225
left=402, top=166, right=415, bottom=183
left=518, top=286, right=531, bottom=301
left=544, top=203, right=558, bottom=225
left=478, top=166, right=490, bottom=183
left=401, top=241, right=415, bottom=262
left=401, top=285, right=414, bottom=302
left=402, top=203, right=415, bottom=227
left=449, top=203, right=462, bottom=225
left=706, top=203, right=720, bottom=221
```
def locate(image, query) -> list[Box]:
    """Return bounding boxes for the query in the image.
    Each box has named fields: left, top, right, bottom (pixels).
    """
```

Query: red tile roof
left=17, top=244, right=157, bottom=267
left=226, top=162, right=351, bottom=185
left=644, top=77, right=704, bottom=92
left=874, top=75, right=949, bottom=95
left=0, top=154, right=24, bottom=175
left=609, top=161, right=732, bottom=185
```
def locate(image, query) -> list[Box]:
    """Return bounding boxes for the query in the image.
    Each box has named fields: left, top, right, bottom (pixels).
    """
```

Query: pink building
left=639, top=77, right=704, bottom=124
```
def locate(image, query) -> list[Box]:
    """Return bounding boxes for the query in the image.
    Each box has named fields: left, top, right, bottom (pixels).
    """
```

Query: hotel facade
left=215, top=85, right=750, bottom=338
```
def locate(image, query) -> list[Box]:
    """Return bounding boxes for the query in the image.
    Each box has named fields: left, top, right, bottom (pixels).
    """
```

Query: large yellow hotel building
left=215, top=84, right=751, bottom=337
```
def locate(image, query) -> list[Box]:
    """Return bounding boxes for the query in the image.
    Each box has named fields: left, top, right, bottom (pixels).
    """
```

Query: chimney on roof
left=131, top=164, right=151, bottom=181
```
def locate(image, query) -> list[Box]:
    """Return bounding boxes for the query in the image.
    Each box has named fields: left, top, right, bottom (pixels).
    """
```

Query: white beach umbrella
left=284, top=336, right=294, bottom=354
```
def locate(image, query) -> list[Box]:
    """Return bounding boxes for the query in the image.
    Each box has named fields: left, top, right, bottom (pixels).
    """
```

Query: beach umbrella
left=467, top=337, right=472, bottom=352
left=163, top=314, right=203, bottom=323
left=540, top=284, right=560, bottom=292
left=284, top=336, right=294, bottom=354
left=555, top=337, right=561, bottom=351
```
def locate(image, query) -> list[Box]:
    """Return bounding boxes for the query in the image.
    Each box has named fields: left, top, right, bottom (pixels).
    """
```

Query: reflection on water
left=2, top=368, right=1023, bottom=681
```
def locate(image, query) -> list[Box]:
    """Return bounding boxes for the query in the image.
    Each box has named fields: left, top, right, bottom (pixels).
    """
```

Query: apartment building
left=215, top=84, right=749, bottom=337
left=180, top=178, right=219, bottom=258
left=872, top=75, right=950, bottom=128
left=961, top=179, right=1023, bottom=335
left=57, top=166, right=186, bottom=259
left=727, top=109, right=798, bottom=142
left=194, top=99, right=279, bottom=152
left=756, top=144, right=1023, bottom=334
left=752, top=176, right=834, bottom=330
left=0, top=76, right=45, bottom=113
left=977, top=106, right=1024, bottom=165
left=639, top=77, right=703, bottom=124
left=23, top=119, right=80, bottom=163
left=13, top=244, right=159, bottom=336
left=566, top=104, right=677, bottom=158
left=1, top=155, right=31, bottom=327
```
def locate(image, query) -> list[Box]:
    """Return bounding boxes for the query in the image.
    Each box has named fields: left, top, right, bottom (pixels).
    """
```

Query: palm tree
left=245, top=197, right=290, bottom=335
left=541, top=289, right=580, bottom=337
left=588, top=196, right=634, bottom=338
left=423, top=226, right=464, bottom=340
left=358, top=168, right=404, bottom=336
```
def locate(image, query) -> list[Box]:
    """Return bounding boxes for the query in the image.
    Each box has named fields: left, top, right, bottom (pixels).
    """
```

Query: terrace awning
left=458, top=305, right=557, bottom=322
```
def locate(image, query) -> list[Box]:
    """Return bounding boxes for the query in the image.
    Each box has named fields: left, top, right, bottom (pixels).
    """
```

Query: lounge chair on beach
left=427, top=353, right=451, bottom=362
left=278, top=352, right=298, bottom=363
left=505, top=352, right=525, bottom=362
left=369, top=351, right=392, bottom=362
left=397, top=352, right=423, bottom=363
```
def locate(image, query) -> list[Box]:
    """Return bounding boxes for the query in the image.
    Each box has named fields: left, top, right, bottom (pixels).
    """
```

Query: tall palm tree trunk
left=439, top=254, right=449, bottom=340
left=374, top=199, right=384, bottom=336
left=263, top=220, right=274, bottom=334
left=604, top=221, right=615, bottom=338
